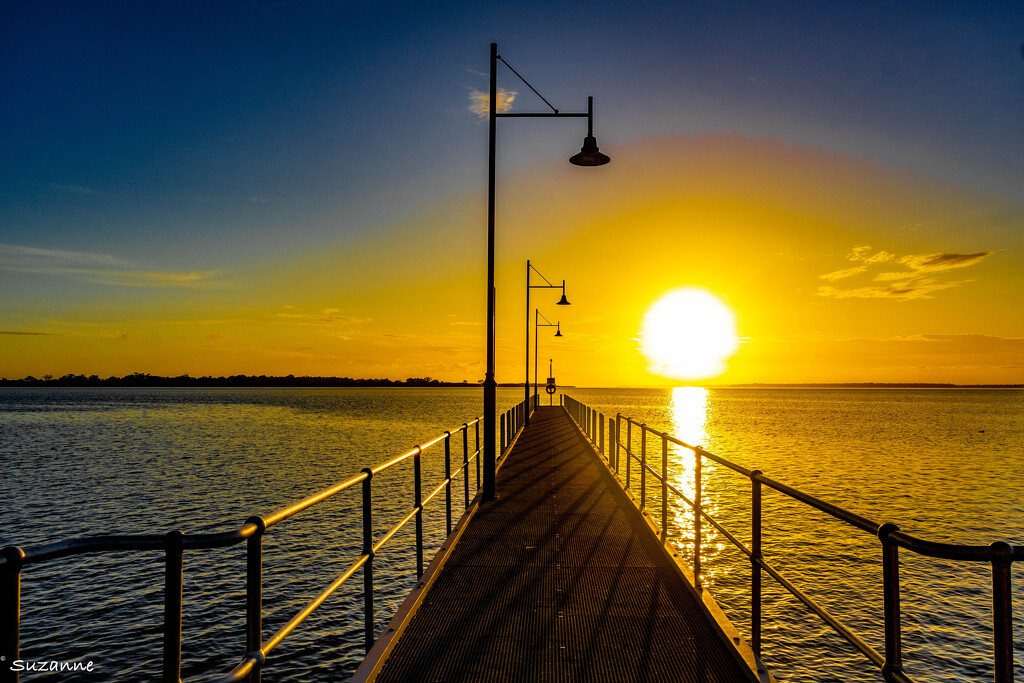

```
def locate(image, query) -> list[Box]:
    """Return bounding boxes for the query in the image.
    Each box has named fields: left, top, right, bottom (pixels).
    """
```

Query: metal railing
left=562, top=395, right=1021, bottom=683
left=501, top=393, right=535, bottom=454
left=0, top=397, right=532, bottom=683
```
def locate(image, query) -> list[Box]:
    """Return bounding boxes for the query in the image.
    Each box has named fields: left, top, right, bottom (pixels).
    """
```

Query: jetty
left=2, top=395, right=1019, bottom=682
left=353, top=404, right=764, bottom=682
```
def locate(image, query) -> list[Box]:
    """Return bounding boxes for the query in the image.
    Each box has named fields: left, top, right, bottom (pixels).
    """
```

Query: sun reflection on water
left=665, top=386, right=728, bottom=590
left=670, top=386, right=710, bottom=447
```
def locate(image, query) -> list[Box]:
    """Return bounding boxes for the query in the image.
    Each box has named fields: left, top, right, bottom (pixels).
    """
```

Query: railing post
left=625, top=419, right=632, bottom=489
left=361, top=468, right=375, bottom=653
left=462, top=424, right=470, bottom=509
left=500, top=412, right=506, bottom=452
left=608, top=418, right=614, bottom=465
left=245, top=516, right=266, bottom=683
left=640, top=425, right=647, bottom=511
left=878, top=522, right=903, bottom=681
left=0, top=546, right=25, bottom=683
left=661, top=435, right=668, bottom=543
left=694, top=447, right=702, bottom=589
left=990, top=541, right=1015, bottom=683
left=413, top=448, right=423, bottom=578
left=162, top=530, right=184, bottom=683
left=600, top=413, right=605, bottom=455
left=444, top=432, right=452, bottom=536
left=751, top=470, right=763, bottom=660
left=615, top=414, right=621, bottom=474
left=475, top=420, right=481, bottom=490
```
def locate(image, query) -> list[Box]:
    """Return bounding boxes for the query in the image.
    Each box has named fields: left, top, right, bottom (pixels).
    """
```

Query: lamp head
left=569, top=134, right=610, bottom=166
left=556, top=292, right=570, bottom=305
left=554, top=324, right=562, bottom=337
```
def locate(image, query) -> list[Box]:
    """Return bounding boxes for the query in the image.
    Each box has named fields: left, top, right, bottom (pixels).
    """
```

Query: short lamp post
left=534, top=311, right=562, bottom=408
left=482, top=42, right=610, bottom=501
left=525, top=260, right=569, bottom=427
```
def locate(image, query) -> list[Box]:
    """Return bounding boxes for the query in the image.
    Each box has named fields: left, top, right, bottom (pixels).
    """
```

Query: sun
left=639, top=287, right=739, bottom=380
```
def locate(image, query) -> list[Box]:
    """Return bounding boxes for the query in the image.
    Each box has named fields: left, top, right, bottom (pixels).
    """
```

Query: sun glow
left=640, top=288, right=739, bottom=380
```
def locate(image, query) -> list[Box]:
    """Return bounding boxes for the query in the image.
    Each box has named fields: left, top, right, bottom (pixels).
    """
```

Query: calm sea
left=1, top=387, right=1021, bottom=681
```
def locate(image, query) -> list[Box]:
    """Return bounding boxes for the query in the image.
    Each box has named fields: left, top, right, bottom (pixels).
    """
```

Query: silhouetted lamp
left=569, top=98, right=610, bottom=166
left=534, top=310, right=562, bottom=404
left=526, top=263, right=571, bottom=425
left=484, top=42, right=610, bottom=501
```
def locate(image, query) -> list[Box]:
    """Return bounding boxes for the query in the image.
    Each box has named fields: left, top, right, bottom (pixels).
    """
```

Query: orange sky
left=4, top=135, right=1022, bottom=385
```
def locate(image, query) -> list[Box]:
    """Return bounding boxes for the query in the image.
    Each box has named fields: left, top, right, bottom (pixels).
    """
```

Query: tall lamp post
left=525, top=260, right=569, bottom=427
left=534, top=310, right=561, bottom=409
left=482, top=42, right=610, bottom=501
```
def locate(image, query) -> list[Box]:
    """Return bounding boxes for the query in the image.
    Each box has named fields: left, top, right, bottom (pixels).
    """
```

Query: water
left=1, top=387, right=1021, bottom=681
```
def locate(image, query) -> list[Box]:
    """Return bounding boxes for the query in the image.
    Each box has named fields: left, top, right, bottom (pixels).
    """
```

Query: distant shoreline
left=0, top=374, right=1019, bottom=389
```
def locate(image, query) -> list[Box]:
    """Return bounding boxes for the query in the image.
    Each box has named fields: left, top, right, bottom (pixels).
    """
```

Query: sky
left=2, top=1, right=1023, bottom=386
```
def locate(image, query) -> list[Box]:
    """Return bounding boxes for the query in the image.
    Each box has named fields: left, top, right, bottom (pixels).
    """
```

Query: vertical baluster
left=462, top=424, right=470, bottom=509
left=245, top=517, right=266, bottom=683
left=990, top=541, right=1015, bottom=683
left=361, top=468, right=374, bottom=653
left=475, top=420, right=480, bottom=490
left=600, top=413, right=605, bottom=455
left=878, top=522, right=903, bottom=680
left=444, top=433, right=452, bottom=536
left=615, top=414, right=621, bottom=474
left=0, top=546, right=25, bottom=683
left=500, top=412, right=506, bottom=453
left=661, top=435, right=668, bottom=544
left=413, top=449, right=423, bottom=577
left=694, top=447, right=702, bottom=588
left=163, top=530, right=184, bottom=683
left=751, top=471, right=763, bottom=660
left=640, top=425, right=647, bottom=511
left=626, top=419, right=632, bottom=489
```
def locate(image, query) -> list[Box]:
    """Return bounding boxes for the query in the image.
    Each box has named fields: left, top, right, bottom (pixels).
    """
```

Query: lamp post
left=482, top=42, right=610, bottom=502
left=535, top=310, right=561, bottom=409
left=525, top=260, right=569, bottom=427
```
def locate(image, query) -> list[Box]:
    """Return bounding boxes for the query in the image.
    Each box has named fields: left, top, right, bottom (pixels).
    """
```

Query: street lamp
left=482, top=42, right=610, bottom=501
left=535, top=310, right=562, bottom=410
left=525, top=260, right=569, bottom=427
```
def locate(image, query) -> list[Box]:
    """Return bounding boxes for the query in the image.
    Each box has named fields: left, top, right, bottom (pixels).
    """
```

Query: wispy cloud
left=468, top=88, right=517, bottom=119
left=817, top=281, right=962, bottom=300
left=896, top=251, right=992, bottom=272
left=50, top=183, right=95, bottom=196
left=817, top=245, right=993, bottom=300
left=819, top=266, right=866, bottom=281
left=0, top=330, right=63, bottom=336
left=0, top=243, right=217, bottom=288
left=273, top=308, right=372, bottom=325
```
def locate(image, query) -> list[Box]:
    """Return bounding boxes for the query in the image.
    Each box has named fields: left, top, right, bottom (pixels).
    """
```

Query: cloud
left=816, top=281, right=962, bottom=300
left=0, top=330, right=62, bottom=336
left=897, top=251, right=993, bottom=272
left=0, top=243, right=216, bottom=288
left=846, top=246, right=895, bottom=264
left=819, top=266, right=866, bottom=281
left=50, top=183, right=95, bottom=195
left=82, top=270, right=216, bottom=287
left=0, top=243, right=130, bottom=269
left=817, top=246, right=993, bottom=300
left=274, top=309, right=371, bottom=325
left=468, top=88, right=517, bottom=118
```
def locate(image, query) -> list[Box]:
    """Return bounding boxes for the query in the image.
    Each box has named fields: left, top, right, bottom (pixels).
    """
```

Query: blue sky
left=2, top=1, right=1023, bottom=382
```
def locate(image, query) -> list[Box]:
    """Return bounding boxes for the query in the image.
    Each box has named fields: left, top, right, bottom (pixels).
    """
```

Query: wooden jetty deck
left=354, top=405, right=766, bottom=682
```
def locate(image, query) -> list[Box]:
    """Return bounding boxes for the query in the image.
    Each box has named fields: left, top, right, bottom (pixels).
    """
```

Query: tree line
left=0, top=373, right=480, bottom=387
